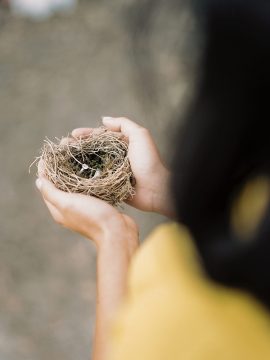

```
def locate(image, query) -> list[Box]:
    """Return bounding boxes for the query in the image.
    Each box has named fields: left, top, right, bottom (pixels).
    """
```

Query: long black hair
left=172, top=0, right=270, bottom=308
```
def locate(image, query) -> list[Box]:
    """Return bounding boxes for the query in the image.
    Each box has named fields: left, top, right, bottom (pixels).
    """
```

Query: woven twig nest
left=36, top=128, right=136, bottom=206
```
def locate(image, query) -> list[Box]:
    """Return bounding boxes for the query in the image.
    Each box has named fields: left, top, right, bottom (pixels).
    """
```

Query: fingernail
left=102, top=116, right=114, bottom=122
left=36, top=178, right=42, bottom=190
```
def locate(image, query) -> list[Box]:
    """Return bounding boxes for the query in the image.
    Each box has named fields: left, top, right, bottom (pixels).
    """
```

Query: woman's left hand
left=35, top=174, right=139, bottom=255
left=36, top=160, right=139, bottom=360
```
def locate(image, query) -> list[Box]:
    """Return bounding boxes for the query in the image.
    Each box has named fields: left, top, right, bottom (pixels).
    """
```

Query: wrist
left=98, top=232, right=130, bottom=256
left=97, top=217, right=139, bottom=258
left=152, top=167, right=175, bottom=218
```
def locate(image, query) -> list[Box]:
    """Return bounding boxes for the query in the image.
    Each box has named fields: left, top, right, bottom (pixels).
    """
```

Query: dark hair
left=172, top=0, right=270, bottom=308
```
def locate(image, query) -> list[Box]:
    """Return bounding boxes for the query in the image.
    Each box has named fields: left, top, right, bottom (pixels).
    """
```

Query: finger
left=72, top=128, right=93, bottom=138
left=44, top=199, right=65, bottom=224
left=36, top=178, right=69, bottom=209
left=102, top=117, right=143, bottom=138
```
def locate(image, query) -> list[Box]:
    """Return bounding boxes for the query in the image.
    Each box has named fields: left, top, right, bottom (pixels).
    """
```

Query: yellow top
left=110, top=178, right=270, bottom=360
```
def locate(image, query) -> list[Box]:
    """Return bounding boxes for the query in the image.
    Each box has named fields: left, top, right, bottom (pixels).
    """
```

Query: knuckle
left=119, top=116, right=133, bottom=123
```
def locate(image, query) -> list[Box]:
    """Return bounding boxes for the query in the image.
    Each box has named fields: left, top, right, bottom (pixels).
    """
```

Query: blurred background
left=0, top=0, right=198, bottom=359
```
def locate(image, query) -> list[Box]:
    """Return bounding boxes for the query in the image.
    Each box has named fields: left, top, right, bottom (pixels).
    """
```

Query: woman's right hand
left=72, top=117, right=175, bottom=218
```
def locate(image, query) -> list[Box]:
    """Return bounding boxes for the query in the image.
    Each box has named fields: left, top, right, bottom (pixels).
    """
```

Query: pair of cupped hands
left=36, top=117, right=172, bottom=256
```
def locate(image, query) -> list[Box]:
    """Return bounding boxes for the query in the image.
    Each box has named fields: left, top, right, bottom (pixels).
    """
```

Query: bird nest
left=34, top=128, right=135, bottom=206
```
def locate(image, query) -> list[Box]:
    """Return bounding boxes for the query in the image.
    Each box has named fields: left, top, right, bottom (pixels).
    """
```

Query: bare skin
left=36, top=117, right=174, bottom=360
left=73, top=117, right=174, bottom=217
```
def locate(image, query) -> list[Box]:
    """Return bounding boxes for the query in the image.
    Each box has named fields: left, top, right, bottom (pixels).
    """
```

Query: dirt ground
left=0, top=1, right=194, bottom=359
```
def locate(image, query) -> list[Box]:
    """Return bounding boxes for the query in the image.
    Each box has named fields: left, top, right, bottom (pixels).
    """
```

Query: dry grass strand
left=34, top=128, right=135, bottom=206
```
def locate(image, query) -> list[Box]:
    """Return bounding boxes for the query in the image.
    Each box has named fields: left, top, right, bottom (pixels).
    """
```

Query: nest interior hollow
left=40, top=128, right=135, bottom=206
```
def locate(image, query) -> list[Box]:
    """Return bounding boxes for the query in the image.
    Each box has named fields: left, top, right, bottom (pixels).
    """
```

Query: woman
left=36, top=0, right=270, bottom=359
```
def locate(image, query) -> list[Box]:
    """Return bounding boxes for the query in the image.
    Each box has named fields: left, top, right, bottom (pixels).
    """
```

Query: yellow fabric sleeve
left=110, top=223, right=270, bottom=360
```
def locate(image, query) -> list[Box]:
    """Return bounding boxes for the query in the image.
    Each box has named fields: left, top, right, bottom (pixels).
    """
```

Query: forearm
left=92, top=240, right=133, bottom=360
